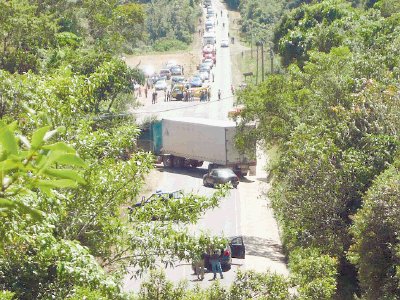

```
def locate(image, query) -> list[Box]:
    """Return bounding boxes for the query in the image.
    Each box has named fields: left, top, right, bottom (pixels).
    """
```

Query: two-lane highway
left=124, top=0, right=288, bottom=292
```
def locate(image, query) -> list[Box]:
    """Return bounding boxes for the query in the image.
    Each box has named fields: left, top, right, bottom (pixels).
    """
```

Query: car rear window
left=216, top=169, right=235, bottom=176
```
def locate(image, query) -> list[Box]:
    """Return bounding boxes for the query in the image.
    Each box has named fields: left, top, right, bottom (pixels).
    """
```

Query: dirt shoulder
left=125, top=13, right=204, bottom=83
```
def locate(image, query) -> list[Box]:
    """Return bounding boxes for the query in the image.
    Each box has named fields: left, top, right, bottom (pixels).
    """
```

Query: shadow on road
left=242, top=236, right=287, bottom=263
left=155, top=165, right=208, bottom=179
left=155, top=165, right=257, bottom=184
left=240, top=177, right=255, bottom=183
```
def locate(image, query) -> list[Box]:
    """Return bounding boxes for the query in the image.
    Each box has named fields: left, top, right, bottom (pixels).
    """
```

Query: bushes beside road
left=236, top=0, right=400, bottom=298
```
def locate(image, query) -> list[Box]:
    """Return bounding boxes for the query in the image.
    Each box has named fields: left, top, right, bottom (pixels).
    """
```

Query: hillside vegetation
left=236, top=0, right=400, bottom=298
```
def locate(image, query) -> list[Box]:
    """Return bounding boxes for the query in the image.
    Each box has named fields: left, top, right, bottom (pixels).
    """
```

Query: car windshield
left=146, top=190, right=183, bottom=203
left=215, top=169, right=235, bottom=177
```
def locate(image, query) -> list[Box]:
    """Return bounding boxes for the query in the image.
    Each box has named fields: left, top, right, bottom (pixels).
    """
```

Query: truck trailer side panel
left=225, top=126, right=248, bottom=165
left=161, top=118, right=234, bottom=165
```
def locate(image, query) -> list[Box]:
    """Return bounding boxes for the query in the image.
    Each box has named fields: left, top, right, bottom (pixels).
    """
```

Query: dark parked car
left=192, top=236, right=246, bottom=272
left=170, top=65, right=184, bottom=76
left=171, top=75, right=186, bottom=84
left=159, top=68, right=172, bottom=80
left=189, top=76, right=203, bottom=87
left=203, top=168, right=239, bottom=188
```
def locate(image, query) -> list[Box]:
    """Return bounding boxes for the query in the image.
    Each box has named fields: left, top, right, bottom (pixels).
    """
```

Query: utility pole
left=256, top=44, right=259, bottom=84
left=250, top=23, right=253, bottom=59
left=270, top=48, right=274, bottom=74
left=261, top=41, right=265, bottom=82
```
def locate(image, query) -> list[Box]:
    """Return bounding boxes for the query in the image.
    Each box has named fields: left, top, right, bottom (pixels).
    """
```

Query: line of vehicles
left=141, top=1, right=230, bottom=103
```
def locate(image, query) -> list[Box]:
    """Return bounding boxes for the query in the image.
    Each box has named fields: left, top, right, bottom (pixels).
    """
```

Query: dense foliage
left=0, top=1, right=231, bottom=299
left=236, top=0, right=400, bottom=298
left=145, top=0, right=201, bottom=45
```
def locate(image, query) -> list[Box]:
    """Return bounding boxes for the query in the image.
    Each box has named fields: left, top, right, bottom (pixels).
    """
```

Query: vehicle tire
left=203, top=178, right=208, bottom=187
left=221, top=264, right=231, bottom=272
left=163, top=155, right=173, bottom=167
left=172, top=156, right=184, bottom=168
left=232, top=182, right=238, bottom=188
left=188, top=160, right=198, bottom=168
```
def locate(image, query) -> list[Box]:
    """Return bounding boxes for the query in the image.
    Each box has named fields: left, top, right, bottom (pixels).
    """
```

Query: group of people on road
left=193, top=249, right=224, bottom=281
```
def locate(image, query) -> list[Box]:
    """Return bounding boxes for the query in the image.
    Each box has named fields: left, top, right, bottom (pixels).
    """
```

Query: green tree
left=0, top=0, right=58, bottom=73
left=348, top=162, right=400, bottom=299
left=289, top=248, right=338, bottom=300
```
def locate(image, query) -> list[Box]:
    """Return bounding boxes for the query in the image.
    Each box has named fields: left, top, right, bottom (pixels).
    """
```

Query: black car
left=203, top=168, right=239, bottom=188
left=170, top=65, right=184, bottom=76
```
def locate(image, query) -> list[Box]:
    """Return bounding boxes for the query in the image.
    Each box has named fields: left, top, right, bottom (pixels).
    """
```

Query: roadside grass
left=129, top=43, right=191, bottom=56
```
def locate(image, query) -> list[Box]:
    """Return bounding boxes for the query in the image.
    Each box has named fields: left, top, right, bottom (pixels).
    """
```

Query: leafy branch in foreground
left=0, top=121, right=86, bottom=220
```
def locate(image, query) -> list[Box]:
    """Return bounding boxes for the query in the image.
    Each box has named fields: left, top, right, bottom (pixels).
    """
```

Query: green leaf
left=43, top=168, right=86, bottom=184
left=55, top=153, right=87, bottom=167
left=0, top=159, right=21, bottom=172
left=42, top=142, right=76, bottom=154
left=13, top=200, right=44, bottom=220
left=0, top=121, right=18, bottom=155
left=0, top=198, right=43, bottom=220
left=0, top=198, right=16, bottom=209
left=31, top=126, right=51, bottom=150
left=43, top=126, right=66, bottom=142
left=38, top=151, right=86, bottom=172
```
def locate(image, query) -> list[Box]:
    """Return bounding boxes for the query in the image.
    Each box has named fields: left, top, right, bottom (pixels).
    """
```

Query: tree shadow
left=155, top=165, right=208, bottom=179
left=242, top=236, right=287, bottom=264
left=155, top=165, right=256, bottom=183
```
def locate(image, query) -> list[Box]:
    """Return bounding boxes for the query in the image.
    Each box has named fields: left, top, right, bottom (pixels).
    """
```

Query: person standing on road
left=144, top=86, right=148, bottom=98
left=183, top=90, right=187, bottom=102
left=218, top=89, right=221, bottom=100
left=210, top=250, right=223, bottom=280
left=193, top=253, right=205, bottom=281
left=167, top=90, right=171, bottom=101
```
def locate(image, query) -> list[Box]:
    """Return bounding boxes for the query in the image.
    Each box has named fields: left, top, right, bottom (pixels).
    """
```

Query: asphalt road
left=124, top=0, right=288, bottom=292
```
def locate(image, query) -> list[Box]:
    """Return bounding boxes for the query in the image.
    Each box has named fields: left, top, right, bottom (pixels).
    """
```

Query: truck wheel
left=163, top=156, right=173, bottom=167
left=172, top=156, right=184, bottom=168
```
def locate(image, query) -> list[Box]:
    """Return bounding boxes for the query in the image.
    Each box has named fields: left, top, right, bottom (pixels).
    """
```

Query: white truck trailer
left=138, top=117, right=256, bottom=176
